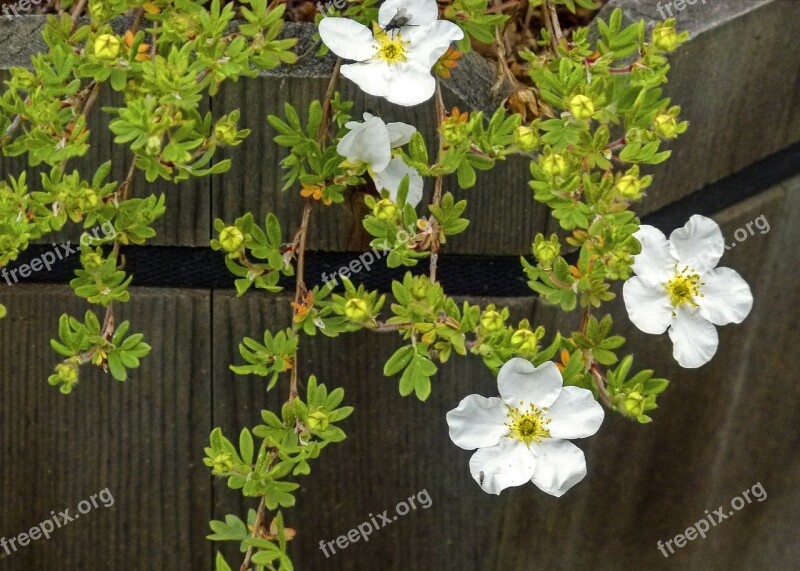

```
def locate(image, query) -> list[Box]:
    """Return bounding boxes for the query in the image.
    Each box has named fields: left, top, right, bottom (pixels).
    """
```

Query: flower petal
left=340, top=60, right=391, bottom=100
left=632, top=225, right=676, bottom=284
left=699, top=267, right=753, bottom=325
left=371, top=157, right=424, bottom=206
left=468, top=438, right=536, bottom=495
left=386, top=122, right=416, bottom=147
left=497, top=358, right=562, bottom=408
left=669, top=214, right=725, bottom=273
left=405, top=20, right=464, bottom=68
left=318, top=18, right=377, bottom=61
left=378, top=0, right=439, bottom=28
left=622, top=275, right=673, bottom=334
left=530, top=439, right=587, bottom=497
left=446, top=394, right=509, bottom=450
left=668, top=307, right=719, bottom=368
left=383, top=63, right=437, bottom=106
left=545, top=386, right=605, bottom=439
left=337, top=115, right=392, bottom=171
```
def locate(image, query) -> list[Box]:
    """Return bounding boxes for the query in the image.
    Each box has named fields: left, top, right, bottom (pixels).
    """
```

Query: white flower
left=337, top=112, right=415, bottom=172
left=446, top=358, right=604, bottom=497
left=372, top=157, right=424, bottom=206
left=337, top=112, right=424, bottom=206
left=623, top=215, right=753, bottom=368
left=318, top=0, right=464, bottom=106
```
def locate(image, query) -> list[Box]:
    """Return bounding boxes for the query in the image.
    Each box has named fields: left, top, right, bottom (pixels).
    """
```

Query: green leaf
left=239, top=428, right=254, bottom=465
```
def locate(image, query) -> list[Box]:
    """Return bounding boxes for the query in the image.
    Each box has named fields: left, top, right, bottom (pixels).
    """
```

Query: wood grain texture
left=0, top=286, right=213, bottom=570
left=1, top=177, right=798, bottom=569
left=208, top=176, right=800, bottom=570
left=3, top=2, right=799, bottom=252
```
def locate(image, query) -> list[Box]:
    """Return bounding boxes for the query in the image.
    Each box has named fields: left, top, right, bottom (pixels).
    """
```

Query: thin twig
left=239, top=496, right=267, bottom=571
left=429, top=83, right=446, bottom=283
left=240, top=56, right=343, bottom=571
left=543, top=0, right=563, bottom=51
left=69, top=0, right=88, bottom=32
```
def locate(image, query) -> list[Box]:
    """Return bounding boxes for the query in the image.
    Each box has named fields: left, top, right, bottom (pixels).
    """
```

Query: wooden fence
left=1, top=1, right=800, bottom=569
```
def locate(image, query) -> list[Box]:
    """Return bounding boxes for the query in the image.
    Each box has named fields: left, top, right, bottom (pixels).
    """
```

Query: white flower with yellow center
left=318, top=0, right=464, bottom=106
left=623, top=215, right=753, bottom=368
left=446, top=358, right=604, bottom=497
left=337, top=112, right=424, bottom=206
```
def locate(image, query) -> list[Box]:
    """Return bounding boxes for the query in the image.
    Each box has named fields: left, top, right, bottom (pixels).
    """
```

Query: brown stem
left=607, top=137, right=626, bottom=151
left=373, top=321, right=414, bottom=332
left=429, top=83, right=446, bottom=284
left=69, top=0, right=88, bottom=32
left=239, top=496, right=267, bottom=571
left=240, top=61, right=341, bottom=571
left=591, top=364, right=613, bottom=407
left=543, top=0, right=563, bottom=51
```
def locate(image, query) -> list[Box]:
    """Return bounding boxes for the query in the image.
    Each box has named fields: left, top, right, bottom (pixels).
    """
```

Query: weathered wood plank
left=210, top=175, right=800, bottom=570
left=600, top=0, right=800, bottom=217
left=0, top=286, right=212, bottom=570
left=3, top=2, right=798, bottom=253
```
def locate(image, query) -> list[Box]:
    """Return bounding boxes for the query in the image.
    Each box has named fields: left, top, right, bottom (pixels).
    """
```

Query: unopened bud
left=624, top=390, right=646, bottom=417
left=569, top=94, right=595, bottom=121
left=344, top=298, right=370, bottom=321
left=533, top=234, right=560, bottom=268
left=616, top=175, right=643, bottom=199
left=652, top=25, right=680, bottom=52
left=654, top=114, right=678, bottom=139
left=211, top=453, right=234, bottom=475
left=480, top=309, right=504, bottom=332
left=514, top=126, right=540, bottom=152
left=511, top=329, right=538, bottom=352
left=219, top=226, right=244, bottom=252
left=94, top=34, right=121, bottom=60
left=307, top=410, right=329, bottom=432
left=542, top=154, right=568, bottom=177
left=373, top=198, right=398, bottom=221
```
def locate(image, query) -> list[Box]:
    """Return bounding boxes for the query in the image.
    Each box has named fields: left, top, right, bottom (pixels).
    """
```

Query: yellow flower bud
left=145, top=134, right=162, bottom=154
left=652, top=25, right=680, bottom=52
left=219, top=226, right=244, bottom=253
left=307, top=410, right=329, bottom=432
left=211, top=452, right=234, bottom=475
left=214, top=122, right=237, bottom=144
left=373, top=198, right=398, bottom=221
left=0, top=303, right=7, bottom=319
left=56, top=363, right=78, bottom=384
left=79, top=189, right=99, bottom=211
left=654, top=114, right=679, bottom=139
left=569, top=94, right=595, bottom=121
left=533, top=234, right=560, bottom=268
left=480, top=309, right=504, bottom=332
left=83, top=252, right=105, bottom=270
left=514, top=125, right=540, bottom=152
left=623, top=391, right=646, bottom=417
left=344, top=298, right=370, bottom=321
left=411, top=281, right=429, bottom=300
left=94, top=34, right=121, bottom=60
left=542, top=154, right=568, bottom=177
left=511, top=329, right=538, bottom=352
left=616, top=175, right=643, bottom=200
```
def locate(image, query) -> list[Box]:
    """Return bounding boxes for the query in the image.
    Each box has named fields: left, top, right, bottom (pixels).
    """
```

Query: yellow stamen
left=374, top=31, right=409, bottom=64
left=664, top=265, right=704, bottom=308
left=506, top=402, right=551, bottom=445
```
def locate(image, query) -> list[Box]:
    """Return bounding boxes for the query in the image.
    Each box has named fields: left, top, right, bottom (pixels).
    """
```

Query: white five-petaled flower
left=446, top=358, right=604, bottom=497
left=623, top=215, right=753, bottom=368
left=337, top=112, right=424, bottom=206
left=318, top=0, right=464, bottom=106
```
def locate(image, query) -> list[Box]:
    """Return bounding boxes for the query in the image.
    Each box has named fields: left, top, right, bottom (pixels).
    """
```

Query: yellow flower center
left=664, top=265, right=703, bottom=308
left=506, top=403, right=551, bottom=445
left=374, top=32, right=409, bottom=64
